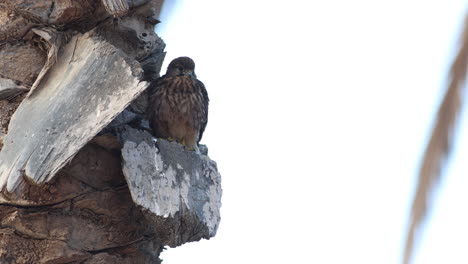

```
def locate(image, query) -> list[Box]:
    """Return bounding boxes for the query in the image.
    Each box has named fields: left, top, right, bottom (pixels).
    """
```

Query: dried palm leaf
left=403, top=12, right=468, bottom=264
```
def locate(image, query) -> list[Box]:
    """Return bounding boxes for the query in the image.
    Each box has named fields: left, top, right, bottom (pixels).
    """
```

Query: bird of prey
left=148, top=57, right=209, bottom=152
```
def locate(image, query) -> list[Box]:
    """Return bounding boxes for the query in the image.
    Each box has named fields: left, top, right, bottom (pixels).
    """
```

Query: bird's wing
left=147, top=76, right=167, bottom=135
left=197, top=79, right=209, bottom=143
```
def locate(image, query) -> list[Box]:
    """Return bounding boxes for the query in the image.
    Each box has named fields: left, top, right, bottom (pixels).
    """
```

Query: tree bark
left=0, top=1, right=222, bottom=263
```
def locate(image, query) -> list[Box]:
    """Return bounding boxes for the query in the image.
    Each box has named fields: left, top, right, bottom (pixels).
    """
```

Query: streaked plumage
left=148, top=57, right=209, bottom=151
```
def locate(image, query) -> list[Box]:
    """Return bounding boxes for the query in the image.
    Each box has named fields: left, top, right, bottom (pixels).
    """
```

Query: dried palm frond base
left=403, top=12, right=468, bottom=264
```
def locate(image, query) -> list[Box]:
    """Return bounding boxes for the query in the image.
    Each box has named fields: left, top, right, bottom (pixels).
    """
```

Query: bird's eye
left=178, top=67, right=183, bottom=71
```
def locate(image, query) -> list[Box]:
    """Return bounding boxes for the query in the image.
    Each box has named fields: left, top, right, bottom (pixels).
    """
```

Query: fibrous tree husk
left=0, top=1, right=222, bottom=263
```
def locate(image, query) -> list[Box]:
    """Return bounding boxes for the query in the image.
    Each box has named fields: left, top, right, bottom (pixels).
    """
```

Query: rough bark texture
left=0, top=144, right=164, bottom=264
left=0, top=0, right=222, bottom=263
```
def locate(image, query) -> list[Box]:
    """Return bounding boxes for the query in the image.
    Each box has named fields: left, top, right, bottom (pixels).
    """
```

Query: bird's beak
left=184, top=71, right=196, bottom=78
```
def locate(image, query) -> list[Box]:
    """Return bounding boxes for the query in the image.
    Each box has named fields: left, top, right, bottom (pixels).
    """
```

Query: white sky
left=155, top=1, right=468, bottom=263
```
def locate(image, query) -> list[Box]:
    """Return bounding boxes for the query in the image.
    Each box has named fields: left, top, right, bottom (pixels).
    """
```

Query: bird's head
left=166, top=56, right=197, bottom=78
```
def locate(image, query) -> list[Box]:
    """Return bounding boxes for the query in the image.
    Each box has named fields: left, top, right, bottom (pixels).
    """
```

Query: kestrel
left=148, top=57, right=209, bottom=152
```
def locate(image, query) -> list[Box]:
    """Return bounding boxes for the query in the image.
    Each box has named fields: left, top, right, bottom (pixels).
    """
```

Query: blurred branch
left=403, top=12, right=468, bottom=264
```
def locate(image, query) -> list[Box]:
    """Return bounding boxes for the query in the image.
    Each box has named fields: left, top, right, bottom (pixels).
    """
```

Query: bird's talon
left=184, top=146, right=195, bottom=151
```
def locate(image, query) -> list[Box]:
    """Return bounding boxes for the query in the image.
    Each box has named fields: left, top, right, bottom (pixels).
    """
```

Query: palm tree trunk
left=0, top=1, right=222, bottom=263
